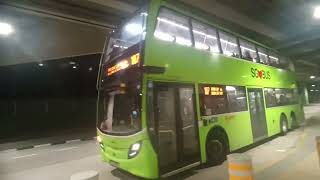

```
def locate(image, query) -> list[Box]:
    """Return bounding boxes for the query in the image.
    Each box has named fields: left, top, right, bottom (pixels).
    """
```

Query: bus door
left=247, top=88, right=268, bottom=142
left=154, top=82, right=200, bottom=176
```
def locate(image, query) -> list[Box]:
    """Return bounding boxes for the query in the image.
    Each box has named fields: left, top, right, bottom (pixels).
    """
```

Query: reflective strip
left=229, top=163, right=253, bottom=171
left=230, top=175, right=253, bottom=180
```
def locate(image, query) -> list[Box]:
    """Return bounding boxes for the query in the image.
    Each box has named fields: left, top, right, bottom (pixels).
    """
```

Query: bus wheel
left=280, top=115, right=288, bottom=136
left=291, top=112, right=299, bottom=129
left=206, top=130, right=229, bottom=166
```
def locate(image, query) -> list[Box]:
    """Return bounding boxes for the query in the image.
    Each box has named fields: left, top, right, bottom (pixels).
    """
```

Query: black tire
left=280, top=115, right=288, bottom=136
left=206, top=129, right=229, bottom=166
left=291, top=113, right=299, bottom=129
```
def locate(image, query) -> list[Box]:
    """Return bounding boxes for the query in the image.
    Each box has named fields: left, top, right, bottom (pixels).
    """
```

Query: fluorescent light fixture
left=310, top=75, right=316, bottom=79
left=311, top=90, right=314, bottom=92
left=72, top=66, right=77, bottom=69
left=312, top=85, right=316, bottom=87
left=0, top=22, right=14, bottom=36
left=314, top=6, right=320, bottom=18
left=38, top=63, right=44, bottom=67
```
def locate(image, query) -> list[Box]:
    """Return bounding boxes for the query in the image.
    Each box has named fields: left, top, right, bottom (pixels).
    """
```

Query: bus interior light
left=310, top=76, right=316, bottom=79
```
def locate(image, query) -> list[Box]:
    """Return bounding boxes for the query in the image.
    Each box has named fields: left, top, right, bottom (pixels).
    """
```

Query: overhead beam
left=275, top=28, right=320, bottom=50
left=292, top=48, right=320, bottom=60
left=278, top=38, right=320, bottom=56
left=86, top=0, right=137, bottom=13
left=0, top=1, right=115, bottom=30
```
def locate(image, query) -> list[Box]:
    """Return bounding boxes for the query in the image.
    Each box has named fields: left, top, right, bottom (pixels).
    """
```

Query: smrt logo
left=251, top=68, right=271, bottom=80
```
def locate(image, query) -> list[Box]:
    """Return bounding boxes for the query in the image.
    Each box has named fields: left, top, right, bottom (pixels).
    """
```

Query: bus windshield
left=106, top=8, right=147, bottom=59
left=98, top=83, right=142, bottom=135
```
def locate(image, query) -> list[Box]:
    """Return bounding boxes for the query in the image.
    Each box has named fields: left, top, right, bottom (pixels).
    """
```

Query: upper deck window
left=279, top=56, right=290, bottom=70
left=192, top=20, right=219, bottom=53
left=257, top=47, right=269, bottom=65
left=106, top=10, right=147, bottom=56
left=219, top=31, right=240, bottom=58
left=240, top=39, right=258, bottom=62
left=268, top=51, right=280, bottom=67
left=154, top=8, right=192, bottom=47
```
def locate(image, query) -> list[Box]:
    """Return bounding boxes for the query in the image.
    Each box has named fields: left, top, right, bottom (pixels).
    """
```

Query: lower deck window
left=199, top=84, right=247, bottom=116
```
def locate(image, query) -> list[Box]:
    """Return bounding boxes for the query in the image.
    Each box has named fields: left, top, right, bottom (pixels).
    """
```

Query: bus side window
left=199, top=85, right=229, bottom=116
left=264, top=88, right=277, bottom=107
left=268, top=51, right=280, bottom=68
left=154, top=8, right=192, bottom=47
left=192, top=20, right=220, bottom=53
left=226, top=86, right=248, bottom=112
left=239, top=39, right=258, bottom=62
left=257, top=47, right=269, bottom=65
left=279, top=56, right=290, bottom=70
left=219, top=31, right=240, bottom=58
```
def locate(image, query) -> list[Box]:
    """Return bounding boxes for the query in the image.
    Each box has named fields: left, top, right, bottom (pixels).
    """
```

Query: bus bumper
left=99, top=138, right=158, bottom=179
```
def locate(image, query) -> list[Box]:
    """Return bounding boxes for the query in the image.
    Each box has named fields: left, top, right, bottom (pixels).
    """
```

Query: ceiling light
left=310, top=75, right=316, bottom=79
left=312, top=85, right=316, bottom=87
left=314, top=6, right=320, bottom=18
left=38, top=63, right=44, bottom=67
left=0, top=22, right=14, bottom=36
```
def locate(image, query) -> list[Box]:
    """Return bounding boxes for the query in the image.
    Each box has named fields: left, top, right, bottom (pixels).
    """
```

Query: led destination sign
left=107, top=53, right=140, bottom=76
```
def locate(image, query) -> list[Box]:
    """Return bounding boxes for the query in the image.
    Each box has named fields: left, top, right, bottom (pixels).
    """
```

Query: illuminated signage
left=107, top=53, right=140, bottom=76
left=251, top=68, right=271, bottom=80
left=204, top=86, right=224, bottom=96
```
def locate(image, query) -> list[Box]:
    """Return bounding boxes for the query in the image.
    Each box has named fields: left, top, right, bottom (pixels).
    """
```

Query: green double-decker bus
left=96, top=0, right=304, bottom=178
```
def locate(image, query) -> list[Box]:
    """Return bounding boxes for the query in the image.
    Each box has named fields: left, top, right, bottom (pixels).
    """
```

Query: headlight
left=97, top=136, right=102, bottom=143
left=128, top=142, right=142, bottom=159
left=97, top=136, right=104, bottom=150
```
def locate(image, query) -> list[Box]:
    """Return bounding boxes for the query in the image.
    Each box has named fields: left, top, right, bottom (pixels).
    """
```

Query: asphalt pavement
left=0, top=104, right=319, bottom=180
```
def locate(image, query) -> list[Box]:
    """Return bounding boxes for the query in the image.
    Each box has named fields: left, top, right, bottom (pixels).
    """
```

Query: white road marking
left=34, top=144, right=51, bottom=148
left=52, top=146, right=78, bottom=152
left=13, top=153, right=37, bottom=159
left=276, top=149, right=286, bottom=152
left=66, top=139, right=81, bottom=143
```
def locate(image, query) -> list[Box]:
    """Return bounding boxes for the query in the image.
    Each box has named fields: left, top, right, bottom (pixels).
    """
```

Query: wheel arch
left=206, top=125, right=230, bottom=151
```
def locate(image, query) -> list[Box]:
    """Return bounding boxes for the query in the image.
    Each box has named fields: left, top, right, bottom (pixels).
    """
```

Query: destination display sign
left=107, top=53, right=140, bottom=76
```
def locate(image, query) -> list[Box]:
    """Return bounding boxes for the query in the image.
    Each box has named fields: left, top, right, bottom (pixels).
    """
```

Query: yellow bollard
left=227, top=153, right=253, bottom=180
left=316, top=136, right=320, bottom=167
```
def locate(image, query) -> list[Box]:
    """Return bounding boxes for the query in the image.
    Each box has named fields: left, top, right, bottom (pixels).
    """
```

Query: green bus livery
left=96, top=0, right=304, bottom=178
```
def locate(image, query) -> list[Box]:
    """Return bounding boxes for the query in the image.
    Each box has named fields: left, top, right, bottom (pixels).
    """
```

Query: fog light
left=128, top=142, right=142, bottom=159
